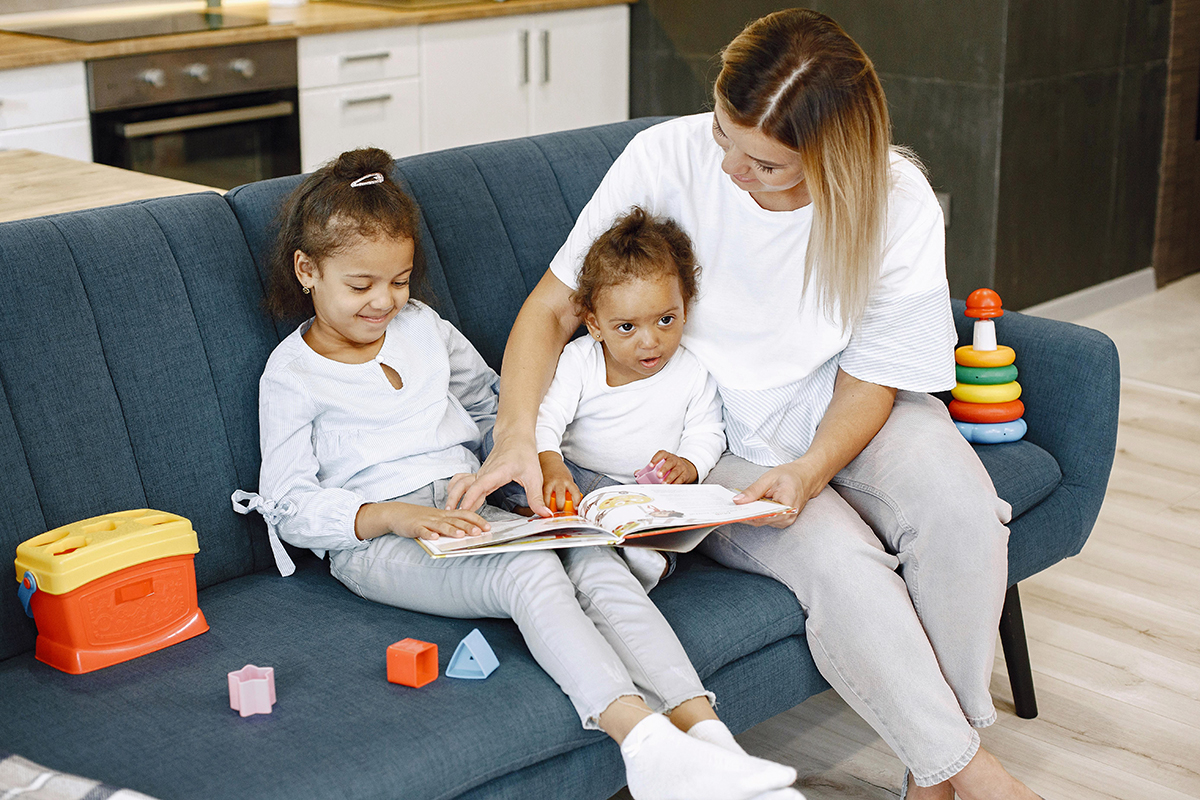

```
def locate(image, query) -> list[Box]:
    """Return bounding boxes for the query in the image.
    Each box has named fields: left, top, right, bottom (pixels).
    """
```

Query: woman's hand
left=732, top=370, right=898, bottom=529
left=356, top=499, right=490, bottom=541
left=539, top=451, right=582, bottom=512
left=647, top=451, right=699, bottom=484
left=732, top=458, right=824, bottom=528
left=448, top=432, right=550, bottom=516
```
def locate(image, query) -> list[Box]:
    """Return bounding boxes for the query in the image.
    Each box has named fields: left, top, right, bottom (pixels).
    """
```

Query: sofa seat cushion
left=973, top=440, right=1062, bottom=519
left=0, top=551, right=804, bottom=800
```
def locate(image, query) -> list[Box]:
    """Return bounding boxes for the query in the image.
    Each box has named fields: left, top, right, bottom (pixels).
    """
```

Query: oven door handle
left=116, top=101, right=295, bottom=139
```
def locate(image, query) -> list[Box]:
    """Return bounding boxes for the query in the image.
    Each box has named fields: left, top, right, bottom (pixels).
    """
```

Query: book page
left=417, top=515, right=618, bottom=558
left=577, top=484, right=791, bottom=538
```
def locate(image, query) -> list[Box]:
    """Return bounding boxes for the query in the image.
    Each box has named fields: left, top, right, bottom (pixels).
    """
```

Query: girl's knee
left=499, top=550, right=574, bottom=595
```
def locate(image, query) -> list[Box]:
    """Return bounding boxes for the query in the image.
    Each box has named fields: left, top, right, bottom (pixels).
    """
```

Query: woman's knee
left=717, top=501, right=899, bottom=609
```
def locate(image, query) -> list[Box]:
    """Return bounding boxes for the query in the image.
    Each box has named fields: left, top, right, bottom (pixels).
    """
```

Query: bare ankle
left=907, top=776, right=954, bottom=800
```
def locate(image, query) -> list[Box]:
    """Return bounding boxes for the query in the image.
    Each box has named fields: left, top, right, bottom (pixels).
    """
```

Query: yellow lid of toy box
left=14, top=510, right=199, bottom=595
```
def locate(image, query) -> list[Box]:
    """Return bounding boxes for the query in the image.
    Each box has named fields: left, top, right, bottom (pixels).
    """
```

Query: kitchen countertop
left=0, top=0, right=632, bottom=71
left=0, top=148, right=220, bottom=222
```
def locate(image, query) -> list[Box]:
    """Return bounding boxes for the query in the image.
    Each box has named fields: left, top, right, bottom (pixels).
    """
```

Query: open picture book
left=419, top=484, right=795, bottom=558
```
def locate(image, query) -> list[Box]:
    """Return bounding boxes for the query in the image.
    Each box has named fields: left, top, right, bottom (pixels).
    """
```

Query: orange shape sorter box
left=14, top=509, right=209, bottom=674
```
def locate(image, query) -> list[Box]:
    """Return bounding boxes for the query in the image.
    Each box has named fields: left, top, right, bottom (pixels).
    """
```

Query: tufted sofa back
left=0, top=119, right=662, bottom=661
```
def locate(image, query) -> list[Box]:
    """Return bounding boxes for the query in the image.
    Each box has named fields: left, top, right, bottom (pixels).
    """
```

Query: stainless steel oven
left=89, top=40, right=300, bottom=190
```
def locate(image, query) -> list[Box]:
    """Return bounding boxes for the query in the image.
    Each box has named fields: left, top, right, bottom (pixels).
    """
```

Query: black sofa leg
left=999, top=583, right=1038, bottom=719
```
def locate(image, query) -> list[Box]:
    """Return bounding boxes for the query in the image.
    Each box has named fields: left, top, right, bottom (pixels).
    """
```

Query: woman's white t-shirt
left=549, top=113, right=956, bottom=466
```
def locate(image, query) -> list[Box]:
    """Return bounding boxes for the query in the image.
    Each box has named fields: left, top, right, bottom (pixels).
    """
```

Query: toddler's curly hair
left=572, top=206, right=700, bottom=316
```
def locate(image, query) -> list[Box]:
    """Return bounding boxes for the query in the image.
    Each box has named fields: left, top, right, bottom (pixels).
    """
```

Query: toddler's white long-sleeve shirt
left=535, top=337, right=725, bottom=484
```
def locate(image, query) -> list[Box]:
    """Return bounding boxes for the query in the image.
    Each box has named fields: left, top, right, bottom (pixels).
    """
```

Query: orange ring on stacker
left=955, top=344, right=1015, bottom=368
left=948, top=399, right=1025, bottom=424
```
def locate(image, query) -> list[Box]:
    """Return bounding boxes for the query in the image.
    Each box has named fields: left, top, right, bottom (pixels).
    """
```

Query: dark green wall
left=630, top=0, right=1170, bottom=308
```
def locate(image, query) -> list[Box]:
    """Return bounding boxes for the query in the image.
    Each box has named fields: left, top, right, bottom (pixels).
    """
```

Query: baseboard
left=1018, top=267, right=1157, bottom=321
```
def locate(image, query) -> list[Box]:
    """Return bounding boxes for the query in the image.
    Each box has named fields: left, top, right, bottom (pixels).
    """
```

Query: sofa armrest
left=949, top=299, right=1120, bottom=559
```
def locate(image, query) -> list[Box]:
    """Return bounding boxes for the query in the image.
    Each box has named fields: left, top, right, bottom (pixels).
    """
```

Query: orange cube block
left=387, top=639, right=437, bottom=687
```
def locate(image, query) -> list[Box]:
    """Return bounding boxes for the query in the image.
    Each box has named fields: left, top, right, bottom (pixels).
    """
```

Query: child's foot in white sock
left=687, top=718, right=748, bottom=755
left=621, top=714, right=797, bottom=800
left=689, top=720, right=807, bottom=800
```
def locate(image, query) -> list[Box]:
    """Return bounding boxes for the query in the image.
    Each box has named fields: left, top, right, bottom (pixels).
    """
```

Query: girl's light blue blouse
left=233, top=301, right=499, bottom=576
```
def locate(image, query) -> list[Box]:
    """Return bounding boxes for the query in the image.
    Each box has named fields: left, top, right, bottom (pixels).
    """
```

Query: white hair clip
left=350, top=172, right=385, bottom=188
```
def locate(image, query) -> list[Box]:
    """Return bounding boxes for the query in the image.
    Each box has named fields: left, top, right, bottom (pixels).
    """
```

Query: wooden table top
left=0, top=0, right=633, bottom=71
left=0, top=148, right=220, bottom=223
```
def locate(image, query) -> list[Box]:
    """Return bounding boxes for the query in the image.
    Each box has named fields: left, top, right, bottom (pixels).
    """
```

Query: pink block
left=635, top=459, right=666, bottom=485
left=228, top=664, right=276, bottom=717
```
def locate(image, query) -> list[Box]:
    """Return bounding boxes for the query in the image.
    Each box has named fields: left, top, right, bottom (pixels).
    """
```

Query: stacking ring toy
left=951, top=381, right=1022, bottom=404
left=954, top=418, right=1027, bottom=444
left=948, top=399, right=1025, bottom=424
left=956, top=364, right=1018, bottom=385
left=955, top=345, right=1015, bottom=368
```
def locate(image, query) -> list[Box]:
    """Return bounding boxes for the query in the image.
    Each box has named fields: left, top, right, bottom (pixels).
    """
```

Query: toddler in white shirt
left=233, top=149, right=800, bottom=800
left=531, top=207, right=726, bottom=589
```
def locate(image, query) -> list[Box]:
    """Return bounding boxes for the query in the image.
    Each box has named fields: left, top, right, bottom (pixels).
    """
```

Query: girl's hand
left=539, top=452, right=582, bottom=513
left=449, top=433, right=550, bottom=517
left=648, top=451, right=699, bottom=484
left=390, top=501, right=491, bottom=540
left=732, top=458, right=824, bottom=528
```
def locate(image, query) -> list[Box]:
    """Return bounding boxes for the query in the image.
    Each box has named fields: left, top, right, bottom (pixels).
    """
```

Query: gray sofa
left=0, top=118, right=1118, bottom=800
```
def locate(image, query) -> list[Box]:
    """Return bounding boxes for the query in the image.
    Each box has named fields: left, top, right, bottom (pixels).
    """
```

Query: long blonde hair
left=715, top=9, right=896, bottom=330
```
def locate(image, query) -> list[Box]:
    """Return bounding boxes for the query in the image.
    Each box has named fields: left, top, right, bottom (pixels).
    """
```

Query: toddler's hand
left=538, top=452, right=582, bottom=513
left=648, top=451, right=698, bottom=484
left=392, top=502, right=491, bottom=540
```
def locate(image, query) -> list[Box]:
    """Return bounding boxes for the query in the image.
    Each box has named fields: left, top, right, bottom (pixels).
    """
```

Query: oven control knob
left=138, top=68, right=167, bottom=89
left=228, top=58, right=257, bottom=79
left=183, top=63, right=211, bottom=84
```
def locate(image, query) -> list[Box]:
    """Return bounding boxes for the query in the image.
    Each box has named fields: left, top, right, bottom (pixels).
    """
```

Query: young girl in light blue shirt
left=233, top=148, right=803, bottom=800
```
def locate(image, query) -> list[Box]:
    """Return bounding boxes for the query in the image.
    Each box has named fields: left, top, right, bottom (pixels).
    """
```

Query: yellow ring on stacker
left=955, top=344, right=1016, bottom=368
left=951, top=381, right=1022, bottom=404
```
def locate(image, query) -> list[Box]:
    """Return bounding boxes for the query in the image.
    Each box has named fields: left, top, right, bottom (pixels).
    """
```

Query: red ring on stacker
left=949, top=399, right=1025, bottom=424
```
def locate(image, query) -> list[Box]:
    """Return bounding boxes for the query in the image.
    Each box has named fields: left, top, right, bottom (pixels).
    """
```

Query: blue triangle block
left=446, top=628, right=499, bottom=679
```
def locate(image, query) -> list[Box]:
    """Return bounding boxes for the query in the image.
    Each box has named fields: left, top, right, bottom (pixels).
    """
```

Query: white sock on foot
left=620, top=714, right=797, bottom=800
left=687, top=718, right=748, bottom=755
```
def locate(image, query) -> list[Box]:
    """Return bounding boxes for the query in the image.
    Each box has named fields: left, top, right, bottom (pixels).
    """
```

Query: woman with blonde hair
left=453, top=9, right=1040, bottom=799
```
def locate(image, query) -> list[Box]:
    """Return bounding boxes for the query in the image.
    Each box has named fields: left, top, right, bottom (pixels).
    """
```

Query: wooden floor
left=613, top=273, right=1200, bottom=800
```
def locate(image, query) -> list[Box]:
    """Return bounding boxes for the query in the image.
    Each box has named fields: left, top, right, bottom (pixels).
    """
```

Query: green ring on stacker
left=956, top=364, right=1018, bottom=385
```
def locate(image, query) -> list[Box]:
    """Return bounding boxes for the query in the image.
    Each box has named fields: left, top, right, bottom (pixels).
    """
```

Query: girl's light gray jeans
left=700, top=391, right=1011, bottom=786
left=327, top=479, right=712, bottom=730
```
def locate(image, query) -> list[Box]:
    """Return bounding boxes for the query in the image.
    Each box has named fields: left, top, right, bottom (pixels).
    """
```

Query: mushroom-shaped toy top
left=965, top=288, right=1004, bottom=319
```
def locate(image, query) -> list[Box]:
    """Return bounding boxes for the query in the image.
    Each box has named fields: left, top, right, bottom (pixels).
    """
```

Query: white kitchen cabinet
left=0, top=61, right=92, bottom=161
left=0, top=119, right=92, bottom=161
left=299, top=78, right=421, bottom=173
left=298, top=27, right=422, bottom=172
left=420, top=5, right=629, bottom=153
left=528, top=5, right=629, bottom=136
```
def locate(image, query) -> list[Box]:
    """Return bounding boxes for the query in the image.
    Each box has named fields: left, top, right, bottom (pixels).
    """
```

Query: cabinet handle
left=342, top=52, right=391, bottom=64
left=343, top=94, right=394, bottom=107
left=519, top=29, right=530, bottom=86
left=540, top=30, right=550, bottom=85
left=116, top=101, right=295, bottom=138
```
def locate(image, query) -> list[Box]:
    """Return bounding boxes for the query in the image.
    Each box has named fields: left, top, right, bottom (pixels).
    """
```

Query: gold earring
left=302, top=286, right=310, bottom=294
